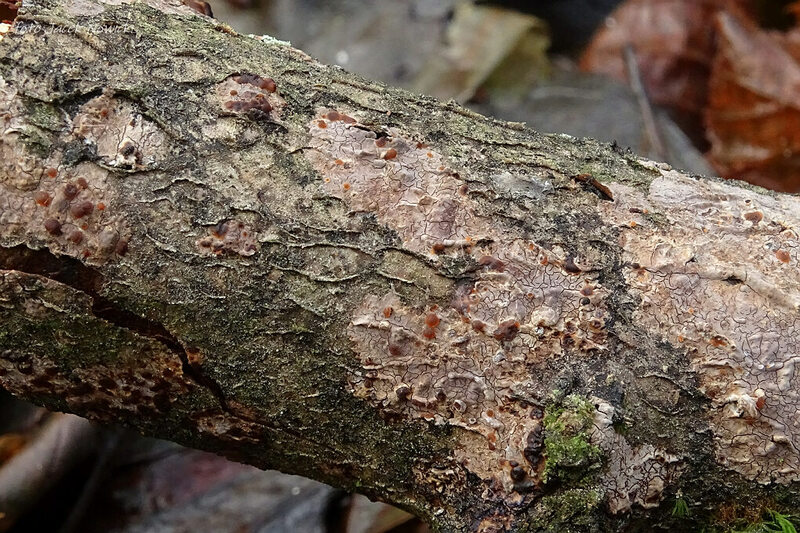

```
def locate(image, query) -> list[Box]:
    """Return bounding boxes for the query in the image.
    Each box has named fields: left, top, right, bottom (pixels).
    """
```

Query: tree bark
left=1, top=1, right=799, bottom=531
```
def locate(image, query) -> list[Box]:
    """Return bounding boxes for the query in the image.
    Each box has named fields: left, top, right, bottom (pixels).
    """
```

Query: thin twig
left=624, top=44, right=667, bottom=161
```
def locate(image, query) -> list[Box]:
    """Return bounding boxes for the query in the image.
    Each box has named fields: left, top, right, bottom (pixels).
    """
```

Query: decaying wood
left=1, top=1, right=799, bottom=531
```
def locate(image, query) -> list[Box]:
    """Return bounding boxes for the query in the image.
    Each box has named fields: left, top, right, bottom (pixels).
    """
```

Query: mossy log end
left=1, top=1, right=799, bottom=531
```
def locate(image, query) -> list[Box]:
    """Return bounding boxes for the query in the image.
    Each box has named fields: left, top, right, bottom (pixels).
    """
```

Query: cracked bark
left=1, top=0, right=800, bottom=531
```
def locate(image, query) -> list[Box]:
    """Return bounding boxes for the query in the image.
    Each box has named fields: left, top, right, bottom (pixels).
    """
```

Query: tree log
left=1, top=1, right=799, bottom=531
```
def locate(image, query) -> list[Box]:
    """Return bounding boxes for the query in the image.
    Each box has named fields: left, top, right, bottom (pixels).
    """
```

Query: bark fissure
left=0, top=244, right=232, bottom=413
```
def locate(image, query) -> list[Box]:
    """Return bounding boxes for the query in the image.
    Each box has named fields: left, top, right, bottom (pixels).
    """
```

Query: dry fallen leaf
left=413, top=2, right=549, bottom=103
left=580, top=0, right=752, bottom=144
left=0, top=434, right=26, bottom=466
left=705, top=12, right=800, bottom=192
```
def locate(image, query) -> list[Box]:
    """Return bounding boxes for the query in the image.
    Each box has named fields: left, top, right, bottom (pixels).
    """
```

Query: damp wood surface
left=1, top=1, right=799, bottom=531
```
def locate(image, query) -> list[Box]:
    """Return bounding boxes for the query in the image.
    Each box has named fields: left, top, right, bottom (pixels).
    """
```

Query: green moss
left=527, top=488, right=603, bottom=532
left=542, top=394, right=602, bottom=483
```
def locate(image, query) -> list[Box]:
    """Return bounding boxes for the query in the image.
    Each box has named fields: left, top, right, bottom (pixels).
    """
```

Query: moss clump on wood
left=542, top=394, right=602, bottom=483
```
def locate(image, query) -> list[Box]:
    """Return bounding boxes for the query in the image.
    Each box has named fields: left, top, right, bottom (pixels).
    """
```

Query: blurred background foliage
left=2, top=1, right=800, bottom=532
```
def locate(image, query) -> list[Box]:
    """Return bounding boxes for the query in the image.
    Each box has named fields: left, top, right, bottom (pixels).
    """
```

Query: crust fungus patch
left=216, top=74, right=284, bottom=121
left=196, top=219, right=258, bottom=257
left=601, top=164, right=800, bottom=483
left=72, top=90, right=166, bottom=170
left=1, top=79, right=130, bottom=264
left=306, top=111, right=614, bottom=495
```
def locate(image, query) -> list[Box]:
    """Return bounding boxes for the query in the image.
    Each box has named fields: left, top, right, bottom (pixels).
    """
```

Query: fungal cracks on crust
left=305, top=109, right=623, bottom=505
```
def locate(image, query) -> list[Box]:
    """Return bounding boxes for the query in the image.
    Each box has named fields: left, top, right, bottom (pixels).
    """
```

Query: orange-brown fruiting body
left=563, top=255, right=581, bottom=274
left=234, top=74, right=276, bottom=92
left=422, top=326, right=436, bottom=340
left=46, top=168, right=58, bottom=178
left=326, top=111, right=341, bottom=122
left=43, top=218, right=62, bottom=236
left=478, top=255, right=505, bottom=272
left=383, top=148, right=398, bottom=160
left=710, top=336, right=728, bottom=347
left=212, top=220, right=228, bottom=238
left=375, top=137, right=387, bottom=148
left=776, top=250, right=790, bottom=263
left=33, top=191, right=51, bottom=207
left=744, top=211, right=763, bottom=223
left=383, top=306, right=393, bottom=318
left=432, top=243, right=446, bottom=254
left=115, top=238, right=129, bottom=256
left=76, top=177, right=88, bottom=189
left=317, top=120, right=327, bottom=129
left=97, top=202, right=106, bottom=210
left=493, top=320, right=520, bottom=342
left=63, top=183, right=79, bottom=200
left=756, top=396, right=766, bottom=410
left=67, top=230, right=84, bottom=244
left=343, top=183, right=351, bottom=191
left=70, top=201, right=94, bottom=219
left=425, top=313, right=440, bottom=328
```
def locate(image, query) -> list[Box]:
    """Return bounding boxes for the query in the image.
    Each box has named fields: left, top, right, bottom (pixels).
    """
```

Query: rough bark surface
left=1, top=1, right=799, bottom=531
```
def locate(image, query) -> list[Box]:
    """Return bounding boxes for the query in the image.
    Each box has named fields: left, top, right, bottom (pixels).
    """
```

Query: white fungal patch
left=601, top=164, right=800, bottom=483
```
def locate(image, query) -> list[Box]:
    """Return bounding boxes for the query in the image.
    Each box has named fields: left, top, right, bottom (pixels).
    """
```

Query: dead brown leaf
left=0, top=434, right=26, bottom=465
left=705, top=12, right=800, bottom=192
left=580, top=0, right=753, bottom=144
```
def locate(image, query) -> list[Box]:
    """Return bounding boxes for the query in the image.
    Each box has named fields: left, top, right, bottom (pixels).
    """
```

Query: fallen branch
left=0, top=0, right=799, bottom=531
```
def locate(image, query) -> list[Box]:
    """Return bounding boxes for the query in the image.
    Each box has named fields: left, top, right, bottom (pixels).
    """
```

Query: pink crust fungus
left=0, top=272, right=196, bottom=425
left=71, top=90, right=166, bottom=170
left=196, top=219, right=258, bottom=257
left=598, top=163, right=800, bottom=484
left=0, top=83, right=130, bottom=265
left=307, top=110, right=617, bottom=497
left=218, top=74, right=284, bottom=119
